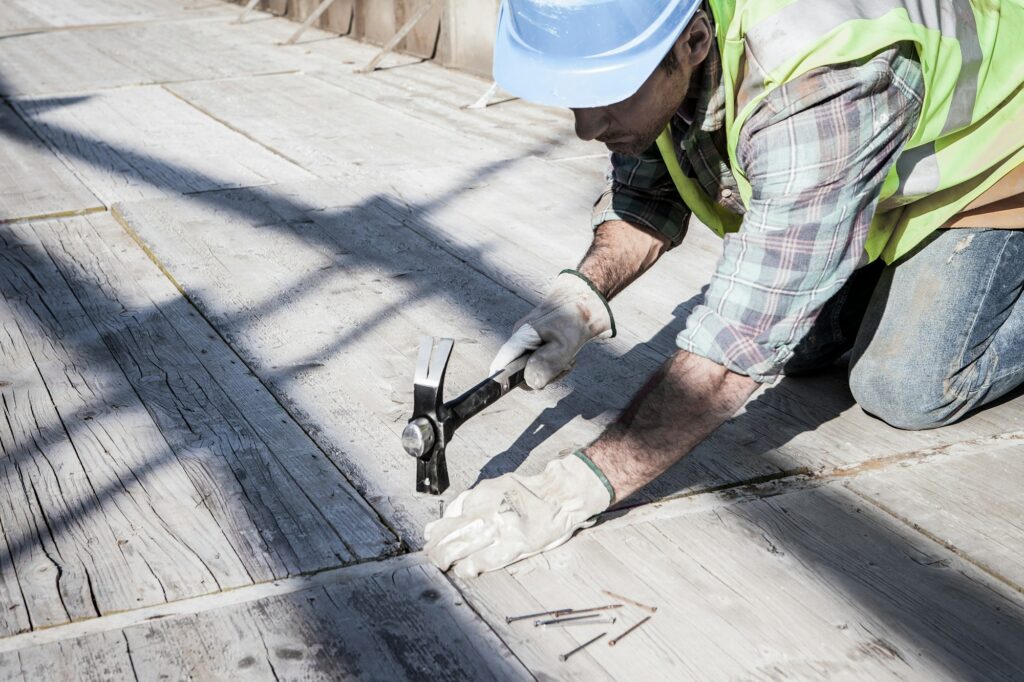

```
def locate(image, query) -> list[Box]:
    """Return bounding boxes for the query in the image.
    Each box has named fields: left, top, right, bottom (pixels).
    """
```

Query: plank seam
left=160, top=84, right=315, bottom=173
left=0, top=554, right=427, bottom=654
left=108, top=206, right=409, bottom=550
left=845, top=485, right=1024, bottom=598
left=0, top=206, right=107, bottom=226
left=601, top=429, right=1024, bottom=527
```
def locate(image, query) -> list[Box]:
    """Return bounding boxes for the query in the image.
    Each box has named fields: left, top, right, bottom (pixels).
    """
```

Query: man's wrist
left=578, top=220, right=670, bottom=300
left=558, top=270, right=616, bottom=338
left=572, top=450, right=616, bottom=505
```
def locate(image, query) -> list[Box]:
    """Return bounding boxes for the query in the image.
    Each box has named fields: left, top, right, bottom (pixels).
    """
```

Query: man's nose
left=572, top=108, right=609, bottom=141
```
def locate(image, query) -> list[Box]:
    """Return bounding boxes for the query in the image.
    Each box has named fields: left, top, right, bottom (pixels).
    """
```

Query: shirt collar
left=672, top=34, right=725, bottom=134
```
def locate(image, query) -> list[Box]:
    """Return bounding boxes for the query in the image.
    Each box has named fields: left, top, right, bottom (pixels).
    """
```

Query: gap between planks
left=0, top=206, right=107, bottom=226
left=846, top=485, right=1024, bottom=599
left=611, top=428, right=1024, bottom=517
left=0, top=554, right=427, bottom=654
left=161, top=84, right=312, bottom=172
left=106, top=207, right=408, bottom=549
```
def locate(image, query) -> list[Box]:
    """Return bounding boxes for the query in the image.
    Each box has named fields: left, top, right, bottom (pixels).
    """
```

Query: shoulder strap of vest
left=655, top=126, right=742, bottom=237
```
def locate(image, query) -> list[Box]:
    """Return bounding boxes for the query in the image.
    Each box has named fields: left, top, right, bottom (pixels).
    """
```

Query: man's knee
left=848, top=356, right=963, bottom=431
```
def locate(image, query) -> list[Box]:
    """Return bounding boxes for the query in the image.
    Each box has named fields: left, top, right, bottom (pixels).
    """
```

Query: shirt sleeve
left=676, top=45, right=925, bottom=383
left=591, top=147, right=692, bottom=245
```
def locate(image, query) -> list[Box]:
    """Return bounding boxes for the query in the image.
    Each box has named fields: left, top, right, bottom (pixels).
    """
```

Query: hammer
left=402, top=337, right=528, bottom=494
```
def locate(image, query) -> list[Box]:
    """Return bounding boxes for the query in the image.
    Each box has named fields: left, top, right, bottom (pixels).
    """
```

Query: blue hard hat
left=493, top=0, right=703, bottom=108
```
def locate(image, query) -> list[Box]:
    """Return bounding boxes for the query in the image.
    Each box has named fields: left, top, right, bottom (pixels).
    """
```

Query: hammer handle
left=447, top=360, right=527, bottom=428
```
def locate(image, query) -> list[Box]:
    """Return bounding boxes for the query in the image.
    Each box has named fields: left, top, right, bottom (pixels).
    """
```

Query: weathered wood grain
left=33, top=214, right=399, bottom=572
left=845, top=436, right=1024, bottom=593
left=461, top=480, right=1024, bottom=681
left=0, top=214, right=398, bottom=634
left=0, top=102, right=102, bottom=222
left=0, top=225, right=251, bottom=632
left=362, top=161, right=1024, bottom=474
left=11, top=86, right=312, bottom=205
left=0, top=0, right=229, bottom=32
left=301, top=38, right=604, bottom=160
left=113, top=173, right=1024, bottom=549
left=2, top=558, right=530, bottom=682
left=112, top=181, right=683, bottom=543
left=165, top=73, right=510, bottom=177
left=0, top=14, right=312, bottom=97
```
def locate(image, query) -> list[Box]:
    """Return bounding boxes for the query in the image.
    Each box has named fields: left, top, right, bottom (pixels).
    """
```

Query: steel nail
left=505, top=608, right=573, bottom=624
left=601, top=590, right=658, bottom=614
left=543, top=616, right=616, bottom=628
left=608, top=616, right=652, bottom=647
left=559, top=632, right=607, bottom=662
left=535, top=613, right=602, bottom=627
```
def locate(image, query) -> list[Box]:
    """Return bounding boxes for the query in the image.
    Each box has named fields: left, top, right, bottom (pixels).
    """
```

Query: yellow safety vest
left=657, top=0, right=1024, bottom=263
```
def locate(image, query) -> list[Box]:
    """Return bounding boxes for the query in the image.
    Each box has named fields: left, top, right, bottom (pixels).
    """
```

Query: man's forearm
left=579, top=220, right=670, bottom=300
left=584, top=350, right=758, bottom=502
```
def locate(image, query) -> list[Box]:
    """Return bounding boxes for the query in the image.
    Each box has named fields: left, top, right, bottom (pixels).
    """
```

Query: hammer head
left=403, top=337, right=454, bottom=494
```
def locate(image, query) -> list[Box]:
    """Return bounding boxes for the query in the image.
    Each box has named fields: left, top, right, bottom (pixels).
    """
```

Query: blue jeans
left=790, top=229, right=1024, bottom=430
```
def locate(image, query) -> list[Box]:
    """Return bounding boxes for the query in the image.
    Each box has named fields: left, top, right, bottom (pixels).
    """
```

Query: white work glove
left=489, top=270, right=615, bottom=389
left=424, top=452, right=614, bottom=578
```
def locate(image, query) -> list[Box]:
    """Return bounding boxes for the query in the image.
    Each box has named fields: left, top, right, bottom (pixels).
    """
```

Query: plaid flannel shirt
left=592, top=43, right=925, bottom=382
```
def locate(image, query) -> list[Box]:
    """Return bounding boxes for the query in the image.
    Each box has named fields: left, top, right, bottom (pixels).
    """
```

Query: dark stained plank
left=33, top=214, right=399, bottom=573
left=1, top=558, right=530, bottom=682
left=0, top=224, right=251, bottom=633
left=0, top=215, right=397, bottom=635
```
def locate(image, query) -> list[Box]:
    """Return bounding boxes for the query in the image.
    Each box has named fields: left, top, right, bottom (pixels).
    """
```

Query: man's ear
left=673, top=10, right=713, bottom=68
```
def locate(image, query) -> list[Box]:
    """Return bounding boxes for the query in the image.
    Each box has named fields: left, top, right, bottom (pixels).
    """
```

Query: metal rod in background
left=283, top=0, right=338, bottom=45
left=466, top=81, right=499, bottom=109
left=356, top=0, right=438, bottom=73
left=234, top=0, right=262, bottom=24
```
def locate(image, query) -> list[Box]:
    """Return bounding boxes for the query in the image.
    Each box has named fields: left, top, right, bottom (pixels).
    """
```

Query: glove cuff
left=558, top=269, right=617, bottom=339
left=572, top=450, right=616, bottom=505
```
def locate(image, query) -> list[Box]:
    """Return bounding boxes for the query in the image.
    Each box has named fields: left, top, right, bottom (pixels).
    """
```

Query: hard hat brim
left=492, top=0, right=701, bottom=109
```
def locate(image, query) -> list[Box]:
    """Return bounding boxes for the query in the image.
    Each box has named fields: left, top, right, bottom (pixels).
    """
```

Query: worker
left=425, top=0, right=1024, bottom=578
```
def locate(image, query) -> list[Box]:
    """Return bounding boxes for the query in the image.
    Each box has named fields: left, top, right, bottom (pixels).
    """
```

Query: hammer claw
left=414, top=337, right=453, bottom=388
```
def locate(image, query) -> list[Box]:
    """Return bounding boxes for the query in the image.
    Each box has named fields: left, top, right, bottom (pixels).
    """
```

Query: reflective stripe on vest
left=658, top=0, right=1024, bottom=263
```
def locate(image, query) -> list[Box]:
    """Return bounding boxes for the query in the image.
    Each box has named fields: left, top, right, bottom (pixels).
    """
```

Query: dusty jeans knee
left=848, top=229, right=1024, bottom=430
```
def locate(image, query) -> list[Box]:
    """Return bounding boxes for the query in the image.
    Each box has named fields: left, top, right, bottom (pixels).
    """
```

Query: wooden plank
left=460, top=480, right=1024, bottom=680
left=845, top=437, right=1024, bottom=593
left=112, top=181, right=677, bottom=543
left=30, top=214, right=399, bottom=574
left=0, top=224, right=254, bottom=633
left=165, top=73, right=508, bottom=177
left=2, top=558, right=530, bottom=682
left=114, top=174, right=1024, bottom=545
left=114, top=149, right=1024, bottom=538
left=11, top=86, right=312, bottom=205
left=1, top=0, right=230, bottom=31
left=0, top=14, right=312, bottom=97
left=0, top=102, right=102, bottom=222
left=303, top=43, right=604, bottom=160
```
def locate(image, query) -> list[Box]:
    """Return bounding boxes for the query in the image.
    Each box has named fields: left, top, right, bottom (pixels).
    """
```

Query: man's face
left=570, top=14, right=711, bottom=156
